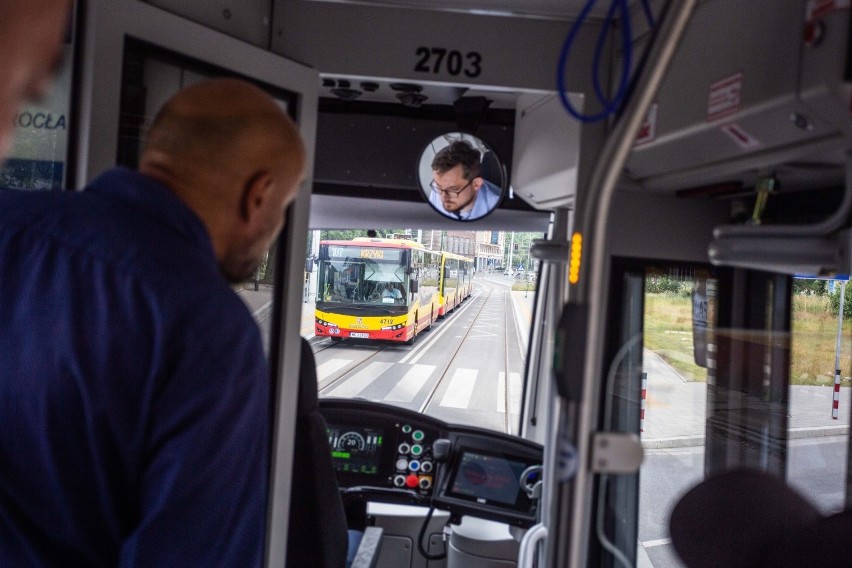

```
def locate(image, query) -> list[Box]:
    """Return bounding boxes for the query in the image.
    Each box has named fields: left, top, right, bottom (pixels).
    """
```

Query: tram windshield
left=299, top=228, right=540, bottom=435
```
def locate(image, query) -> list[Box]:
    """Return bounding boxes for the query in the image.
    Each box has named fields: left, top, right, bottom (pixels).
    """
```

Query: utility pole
left=833, top=279, right=847, bottom=419
left=507, top=232, right=515, bottom=272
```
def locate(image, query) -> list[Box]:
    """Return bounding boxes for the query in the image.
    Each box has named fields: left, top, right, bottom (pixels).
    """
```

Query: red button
left=405, top=474, right=419, bottom=488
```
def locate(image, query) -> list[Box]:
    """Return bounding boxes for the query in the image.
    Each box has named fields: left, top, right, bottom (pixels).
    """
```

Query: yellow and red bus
left=314, top=238, right=472, bottom=343
left=437, top=251, right=473, bottom=317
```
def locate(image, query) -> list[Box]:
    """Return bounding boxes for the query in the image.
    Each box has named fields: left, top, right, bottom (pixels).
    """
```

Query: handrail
left=518, top=523, right=548, bottom=567
left=549, top=1, right=699, bottom=566
left=713, top=150, right=852, bottom=239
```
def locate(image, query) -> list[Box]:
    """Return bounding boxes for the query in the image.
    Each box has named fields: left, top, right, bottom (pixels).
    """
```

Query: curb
left=642, top=435, right=704, bottom=449
left=642, top=424, right=850, bottom=449
left=789, top=425, right=849, bottom=439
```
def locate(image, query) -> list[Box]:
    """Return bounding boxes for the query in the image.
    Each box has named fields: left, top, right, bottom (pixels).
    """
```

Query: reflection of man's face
left=432, top=164, right=481, bottom=213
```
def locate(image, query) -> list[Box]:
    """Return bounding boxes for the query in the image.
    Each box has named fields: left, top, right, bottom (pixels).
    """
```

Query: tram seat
left=669, top=468, right=852, bottom=568
left=479, top=149, right=503, bottom=187
left=286, top=338, right=382, bottom=568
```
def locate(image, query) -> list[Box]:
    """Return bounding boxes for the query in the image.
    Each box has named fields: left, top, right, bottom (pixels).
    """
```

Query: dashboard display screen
left=327, top=425, right=383, bottom=475
left=448, top=450, right=529, bottom=508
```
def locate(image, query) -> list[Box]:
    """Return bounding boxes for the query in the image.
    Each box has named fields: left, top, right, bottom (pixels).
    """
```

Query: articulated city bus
left=437, top=251, right=474, bottom=317
left=314, top=238, right=442, bottom=343
left=11, top=0, right=852, bottom=567
left=314, top=238, right=475, bottom=342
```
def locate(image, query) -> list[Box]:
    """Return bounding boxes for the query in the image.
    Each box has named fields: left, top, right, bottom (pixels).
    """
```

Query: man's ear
left=471, top=177, right=484, bottom=193
left=239, top=170, right=273, bottom=223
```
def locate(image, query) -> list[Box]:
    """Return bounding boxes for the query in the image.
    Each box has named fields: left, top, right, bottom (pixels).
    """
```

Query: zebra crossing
left=383, top=364, right=434, bottom=403
left=320, top=357, right=523, bottom=414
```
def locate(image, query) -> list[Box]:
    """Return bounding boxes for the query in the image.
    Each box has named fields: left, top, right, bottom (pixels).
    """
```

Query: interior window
left=1, top=3, right=78, bottom=191
left=114, top=39, right=296, bottom=347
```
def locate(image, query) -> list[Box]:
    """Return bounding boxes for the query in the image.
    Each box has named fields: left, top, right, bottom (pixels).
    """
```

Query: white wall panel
left=143, top=0, right=272, bottom=47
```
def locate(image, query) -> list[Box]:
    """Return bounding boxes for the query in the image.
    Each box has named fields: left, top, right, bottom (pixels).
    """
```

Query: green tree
left=319, top=229, right=407, bottom=241
left=793, top=278, right=828, bottom=296
left=829, top=282, right=852, bottom=320
left=645, top=275, right=690, bottom=295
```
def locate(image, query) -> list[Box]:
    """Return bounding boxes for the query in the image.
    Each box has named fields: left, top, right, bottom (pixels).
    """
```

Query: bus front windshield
left=317, top=249, right=408, bottom=306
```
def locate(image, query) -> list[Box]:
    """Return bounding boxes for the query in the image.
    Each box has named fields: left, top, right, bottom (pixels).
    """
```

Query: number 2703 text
left=414, top=47, right=482, bottom=78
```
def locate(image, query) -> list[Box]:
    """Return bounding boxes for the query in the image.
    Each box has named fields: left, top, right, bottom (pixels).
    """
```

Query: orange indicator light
left=569, top=232, right=582, bottom=284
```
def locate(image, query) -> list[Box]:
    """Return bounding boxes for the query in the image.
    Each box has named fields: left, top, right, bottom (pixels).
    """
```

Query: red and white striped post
left=640, top=372, right=648, bottom=432
left=833, top=370, right=841, bottom=420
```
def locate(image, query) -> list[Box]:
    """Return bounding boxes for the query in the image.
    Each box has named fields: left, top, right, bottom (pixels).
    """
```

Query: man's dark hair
left=431, top=140, right=481, bottom=180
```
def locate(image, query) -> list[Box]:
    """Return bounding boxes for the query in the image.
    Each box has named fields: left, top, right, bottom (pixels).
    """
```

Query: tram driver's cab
left=320, top=398, right=543, bottom=565
left=288, top=335, right=544, bottom=567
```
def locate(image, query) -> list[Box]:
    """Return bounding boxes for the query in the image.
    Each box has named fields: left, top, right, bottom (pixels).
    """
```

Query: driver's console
left=319, top=399, right=543, bottom=528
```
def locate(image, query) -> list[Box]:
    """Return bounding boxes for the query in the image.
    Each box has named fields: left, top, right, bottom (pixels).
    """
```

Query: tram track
left=317, top=343, right=392, bottom=394
left=501, top=290, right=513, bottom=435
left=312, top=283, right=518, bottom=434
left=418, top=286, right=516, bottom=435
left=416, top=287, right=494, bottom=414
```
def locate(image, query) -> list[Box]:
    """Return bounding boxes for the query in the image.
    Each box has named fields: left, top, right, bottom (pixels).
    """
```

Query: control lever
left=519, top=465, right=543, bottom=500
left=432, top=438, right=452, bottom=462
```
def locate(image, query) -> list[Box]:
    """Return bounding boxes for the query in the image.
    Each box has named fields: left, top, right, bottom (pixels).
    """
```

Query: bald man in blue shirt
left=0, top=79, right=305, bottom=566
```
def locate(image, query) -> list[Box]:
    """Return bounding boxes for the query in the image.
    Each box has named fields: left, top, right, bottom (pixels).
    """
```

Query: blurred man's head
left=430, top=140, right=485, bottom=214
left=0, top=0, right=72, bottom=159
left=140, top=78, right=306, bottom=283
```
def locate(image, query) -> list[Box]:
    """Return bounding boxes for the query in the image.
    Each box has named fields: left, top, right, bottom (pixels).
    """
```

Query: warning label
left=634, top=103, right=658, bottom=146
left=720, top=123, right=761, bottom=150
left=706, top=73, right=743, bottom=122
left=805, top=0, right=850, bottom=23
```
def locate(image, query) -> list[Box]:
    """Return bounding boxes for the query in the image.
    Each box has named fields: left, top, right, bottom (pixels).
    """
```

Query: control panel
left=322, top=400, right=443, bottom=500
left=391, top=422, right=436, bottom=492
left=320, top=399, right=543, bottom=526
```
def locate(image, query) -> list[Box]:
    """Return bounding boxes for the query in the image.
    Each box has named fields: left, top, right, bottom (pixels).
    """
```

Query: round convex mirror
left=417, top=132, right=506, bottom=221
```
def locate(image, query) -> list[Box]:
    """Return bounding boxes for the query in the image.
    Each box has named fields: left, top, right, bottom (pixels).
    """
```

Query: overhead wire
left=557, top=0, right=656, bottom=122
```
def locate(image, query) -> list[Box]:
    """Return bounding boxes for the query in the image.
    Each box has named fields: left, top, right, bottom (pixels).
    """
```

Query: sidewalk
left=505, top=289, right=852, bottom=450
left=642, top=349, right=850, bottom=448
left=236, top=285, right=317, bottom=338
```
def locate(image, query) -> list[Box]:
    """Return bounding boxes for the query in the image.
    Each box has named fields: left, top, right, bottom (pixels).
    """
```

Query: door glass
left=637, top=268, right=712, bottom=567
left=627, top=269, right=850, bottom=567
left=787, top=277, right=850, bottom=514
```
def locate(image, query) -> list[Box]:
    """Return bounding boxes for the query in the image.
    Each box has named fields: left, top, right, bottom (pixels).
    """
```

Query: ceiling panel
left=303, top=0, right=610, bottom=20
left=320, top=75, right=522, bottom=108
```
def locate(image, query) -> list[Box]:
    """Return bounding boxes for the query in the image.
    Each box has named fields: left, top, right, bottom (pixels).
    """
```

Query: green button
left=412, top=430, right=424, bottom=441
left=402, top=424, right=412, bottom=433
left=411, top=444, right=423, bottom=456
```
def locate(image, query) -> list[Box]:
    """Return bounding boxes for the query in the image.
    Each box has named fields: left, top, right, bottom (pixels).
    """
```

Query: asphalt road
left=308, top=276, right=526, bottom=434
left=638, top=436, right=849, bottom=568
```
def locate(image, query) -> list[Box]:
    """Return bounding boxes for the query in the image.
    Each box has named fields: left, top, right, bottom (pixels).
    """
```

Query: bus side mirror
left=410, top=280, right=419, bottom=293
